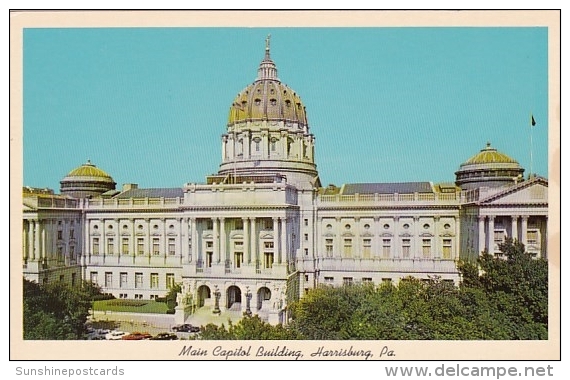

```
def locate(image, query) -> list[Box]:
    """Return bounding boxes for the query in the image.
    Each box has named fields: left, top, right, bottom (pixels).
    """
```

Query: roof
left=461, top=142, right=518, bottom=167
left=114, top=188, right=184, bottom=199
left=341, top=182, right=434, bottom=195
left=65, top=160, right=113, bottom=179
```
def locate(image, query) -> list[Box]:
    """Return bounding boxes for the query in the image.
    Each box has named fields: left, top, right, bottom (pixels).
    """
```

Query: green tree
left=23, top=278, right=97, bottom=340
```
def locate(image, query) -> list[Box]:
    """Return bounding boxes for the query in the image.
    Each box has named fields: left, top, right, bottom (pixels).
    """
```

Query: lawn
left=93, top=299, right=170, bottom=314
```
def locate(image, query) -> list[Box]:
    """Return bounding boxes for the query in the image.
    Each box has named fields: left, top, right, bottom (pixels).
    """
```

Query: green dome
left=60, top=160, right=116, bottom=198
left=455, top=143, right=524, bottom=190
left=462, top=142, right=518, bottom=166
left=66, top=160, right=113, bottom=179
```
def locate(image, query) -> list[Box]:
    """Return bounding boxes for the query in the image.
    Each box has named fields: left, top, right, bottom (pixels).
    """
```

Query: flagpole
left=530, top=113, right=535, bottom=178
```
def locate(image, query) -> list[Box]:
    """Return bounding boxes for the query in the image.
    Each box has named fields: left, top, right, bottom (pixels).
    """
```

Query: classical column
left=336, top=217, right=342, bottom=258
left=145, top=219, right=151, bottom=256
left=280, top=217, right=287, bottom=264
left=273, top=217, right=279, bottom=262
left=393, top=217, right=400, bottom=258
left=243, top=131, right=251, bottom=159
left=280, top=131, right=288, bottom=158
left=34, top=220, right=40, bottom=261
left=228, top=134, right=235, bottom=161
left=84, top=219, right=90, bottom=259
left=222, top=135, right=228, bottom=162
left=250, top=218, right=257, bottom=266
left=433, top=216, right=440, bottom=259
left=23, top=221, right=28, bottom=261
left=41, top=222, right=46, bottom=260
left=316, top=217, right=322, bottom=259
left=63, top=218, right=70, bottom=260
left=262, top=131, right=269, bottom=159
left=478, top=216, right=486, bottom=254
left=488, top=216, right=495, bottom=253
left=220, top=218, right=227, bottom=262
left=131, top=220, right=135, bottom=257
left=454, top=217, right=461, bottom=260
left=511, top=215, right=519, bottom=241
left=192, top=218, right=199, bottom=262
left=213, top=218, right=220, bottom=263
left=372, top=217, right=380, bottom=258
left=180, top=218, right=186, bottom=259
left=354, top=217, right=360, bottom=258
left=521, top=216, right=529, bottom=246
left=413, top=216, right=420, bottom=258
left=162, top=219, right=167, bottom=257
left=243, top=217, right=250, bottom=263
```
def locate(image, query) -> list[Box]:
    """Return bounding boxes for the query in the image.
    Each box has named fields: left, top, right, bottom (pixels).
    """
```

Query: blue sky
left=23, top=27, right=549, bottom=191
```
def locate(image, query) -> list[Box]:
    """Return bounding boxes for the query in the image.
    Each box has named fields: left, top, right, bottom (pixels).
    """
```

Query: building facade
left=22, top=39, right=549, bottom=324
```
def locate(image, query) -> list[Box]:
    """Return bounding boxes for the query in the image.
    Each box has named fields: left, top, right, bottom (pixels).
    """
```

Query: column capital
left=478, top=215, right=486, bottom=222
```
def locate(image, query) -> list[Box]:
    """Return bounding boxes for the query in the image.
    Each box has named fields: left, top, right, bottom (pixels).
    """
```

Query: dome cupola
left=60, top=160, right=116, bottom=198
left=455, top=142, right=524, bottom=190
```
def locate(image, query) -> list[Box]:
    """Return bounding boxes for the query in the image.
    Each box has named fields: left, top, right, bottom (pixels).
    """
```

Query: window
left=265, top=220, right=273, bottom=230
left=325, top=239, right=333, bottom=257
left=304, top=219, right=308, bottom=226
left=343, top=238, right=352, bottom=258
left=382, top=239, right=391, bottom=258
left=105, top=272, right=112, bottom=288
left=166, top=273, right=175, bottom=289
left=69, top=245, right=75, bottom=260
left=362, top=277, right=373, bottom=283
left=324, top=276, right=334, bottom=283
left=264, top=253, right=274, bottom=269
left=422, top=239, right=431, bottom=258
left=206, top=241, right=213, bottom=249
left=304, top=274, right=309, bottom=282
left=120, top=272, right=127, bottom=288
left=234, top=241, right=243, bottom=248
left=57, top=230, right=63, bottom=240
left=107, top=238, right=114, bottom=255
left=150, top=273, right=159, bottom=289
left=255, top=141, right=260, bottom=152
left=206, top=252, right=213, bottom=268
left=527, top=230, right=539, bottom=245
left=442, top=239, right=452, bottom=259
left=59, top=275, right=64, bottom=282
left=494, top=230, right=505, bottom=243
left=69, top=229, right=74, bottom=239
left=90, top=272, right=98, bottom=284
left=382, top=278, right=392, bottom=284
left=92, top=238, right=99, bottom=255
left=363, top=238, right=371, bottom=259
left=122, top=237, right=129, bottom=255
left=304, top=233, right=308, bottom=241
left=304, top=248, right=308, bottom=256
left=234, top=252, right=243, bottom=268
left=343, top=277, right=354, bottom=286
left=271, top=140, right=276, bottom=151
left=264, top=241, right=274, bottom=249
left=235, top=219, right=244, bottom=229
left=135, top=273, right=143, bottom=289
left=137, top=238, right=144, bottom=255
left=168, top=238, right=176, bottom=255
left=71, top=273, right=76, bottom=286
left=402, top=239, right=411, bottom=258
left=152, top=238, right=160, bottom=255
left=206, top=220, right=213, bottom=230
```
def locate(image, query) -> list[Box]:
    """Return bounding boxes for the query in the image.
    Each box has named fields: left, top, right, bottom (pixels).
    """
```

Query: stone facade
left=22, top=38, right=549, bottom=325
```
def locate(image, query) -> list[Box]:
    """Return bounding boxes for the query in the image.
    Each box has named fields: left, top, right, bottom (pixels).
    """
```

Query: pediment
left=480, top=181, right=548, bottom=205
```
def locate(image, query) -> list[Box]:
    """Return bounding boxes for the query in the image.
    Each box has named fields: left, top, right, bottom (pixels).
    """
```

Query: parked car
left=87, top=328, right=110, bottom=340
left=172, top=324, right=200, bottom=333
left=121, top=332, right=152, bottom=340
left=105, top=330, right=128, bottom=340
left=150, top=332, right=179, bottom=340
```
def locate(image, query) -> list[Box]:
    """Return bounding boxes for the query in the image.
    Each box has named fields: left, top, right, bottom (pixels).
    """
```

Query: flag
left=531, top=114, right=536, bottom=127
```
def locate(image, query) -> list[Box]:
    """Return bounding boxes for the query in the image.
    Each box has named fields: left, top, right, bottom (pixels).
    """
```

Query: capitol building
left=22, top=38, right=549, bottom=324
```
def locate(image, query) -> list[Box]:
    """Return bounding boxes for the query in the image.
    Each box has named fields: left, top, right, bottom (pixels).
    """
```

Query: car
left=172, top=324, right=200, bottom=333
left=105, top=330, right=128, bottom=340
left=150, top=332, right=179, bottom=340
left=87, top=328, right=110, bottom=340
left=121, top=332, right=152, bottom=340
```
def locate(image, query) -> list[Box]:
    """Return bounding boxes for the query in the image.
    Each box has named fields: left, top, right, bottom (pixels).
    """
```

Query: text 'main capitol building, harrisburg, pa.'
left=22, top=38, right=549, bottom=325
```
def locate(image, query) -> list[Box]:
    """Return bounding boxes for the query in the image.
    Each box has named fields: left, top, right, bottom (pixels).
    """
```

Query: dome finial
left=265, top=34, right=271, bottom=59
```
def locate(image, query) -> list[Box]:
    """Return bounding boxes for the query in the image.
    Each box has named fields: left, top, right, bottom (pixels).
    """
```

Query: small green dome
left=66, top=160, right=113, bottom=179
left=455, top=142, right=524, bottom=190
left=462, top=142, right=518, bottom=166
left=60, top=160, right=116, bottom=198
